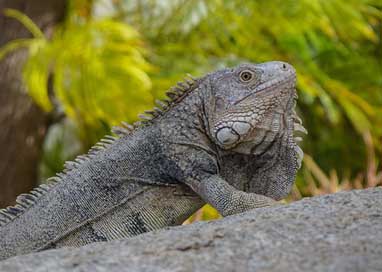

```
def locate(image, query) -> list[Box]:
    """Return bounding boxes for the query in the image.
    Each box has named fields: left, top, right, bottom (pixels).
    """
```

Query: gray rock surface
left=1, top=188, right=381, bottom=272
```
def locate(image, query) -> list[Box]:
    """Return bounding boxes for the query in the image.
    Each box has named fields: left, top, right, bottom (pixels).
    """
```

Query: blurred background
left=0, top=0, right=381, bottom=221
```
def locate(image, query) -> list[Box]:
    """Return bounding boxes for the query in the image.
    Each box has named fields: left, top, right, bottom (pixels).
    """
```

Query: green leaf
left=0, top=38, right=34, bottom=60
left=3, top=9, right=45, bottom=39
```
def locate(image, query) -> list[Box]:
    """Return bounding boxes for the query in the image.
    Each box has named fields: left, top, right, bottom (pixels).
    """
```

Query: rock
left=1, top=188, right=382, bottom=272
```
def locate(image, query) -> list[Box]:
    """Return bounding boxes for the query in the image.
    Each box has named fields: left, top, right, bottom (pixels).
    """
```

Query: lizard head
left=206, top=61, right=305, bottom=165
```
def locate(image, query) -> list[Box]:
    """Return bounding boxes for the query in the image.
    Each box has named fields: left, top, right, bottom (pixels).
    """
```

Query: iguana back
left=0, top=126, right=205, bottom=257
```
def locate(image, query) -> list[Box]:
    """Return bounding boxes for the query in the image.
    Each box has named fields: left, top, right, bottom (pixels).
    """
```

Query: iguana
left=0, top=61, right=306, bottom=260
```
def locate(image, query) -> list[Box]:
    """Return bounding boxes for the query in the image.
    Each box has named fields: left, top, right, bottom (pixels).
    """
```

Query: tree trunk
left=0, top=0, right=66, bottom=208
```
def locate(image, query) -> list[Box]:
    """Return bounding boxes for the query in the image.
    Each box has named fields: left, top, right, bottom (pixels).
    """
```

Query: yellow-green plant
left=0, top=8, right=153, bottom=145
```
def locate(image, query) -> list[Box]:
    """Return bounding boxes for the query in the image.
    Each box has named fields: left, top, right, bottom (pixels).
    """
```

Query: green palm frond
left=3, top=9, right=45, bottom=38
left=1, top=9, right=153, bottom=144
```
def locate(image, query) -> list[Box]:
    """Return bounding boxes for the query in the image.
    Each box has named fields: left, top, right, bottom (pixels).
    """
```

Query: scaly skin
left=0, top=61, right=306, bottom=260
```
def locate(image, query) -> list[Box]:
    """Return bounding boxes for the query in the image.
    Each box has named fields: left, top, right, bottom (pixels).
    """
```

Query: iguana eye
left=239, top=70, right=254, bottom=82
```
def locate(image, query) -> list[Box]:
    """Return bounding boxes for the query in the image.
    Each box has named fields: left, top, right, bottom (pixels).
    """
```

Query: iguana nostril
left=216, top=127, right=239, bottom=146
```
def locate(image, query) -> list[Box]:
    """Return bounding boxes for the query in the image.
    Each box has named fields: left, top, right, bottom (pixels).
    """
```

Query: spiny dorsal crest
left=138, top=74, right=198, bottom=124
left=112, top=74, right=199, bottom=131
left=0, top=74, right=199, bottom=227
left=0, top=134, right=117, bottom=227
left=0, top=182, right=57, bottom=226
left=111, top=121, right=134, bottom=137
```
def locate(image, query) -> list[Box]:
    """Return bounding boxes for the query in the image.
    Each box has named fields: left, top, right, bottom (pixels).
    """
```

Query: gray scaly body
left=0, top=61, right=306, bottom=260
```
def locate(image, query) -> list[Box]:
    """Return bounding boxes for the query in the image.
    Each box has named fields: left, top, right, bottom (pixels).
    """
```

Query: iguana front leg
left=187, top=175, right=276, bottom=217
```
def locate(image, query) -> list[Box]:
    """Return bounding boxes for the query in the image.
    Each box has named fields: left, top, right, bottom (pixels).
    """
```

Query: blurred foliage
left=1, top=7, right=153, bottom=146
left=183, top=204, right=221, bottom=225
left=1, top=0, right=381, bottom=221
left=289, top=130, right=381, bottom=201
left=39, top=119, right=83, bottom=179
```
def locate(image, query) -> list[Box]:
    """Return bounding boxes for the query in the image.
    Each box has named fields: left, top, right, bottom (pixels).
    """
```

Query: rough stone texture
left=1, top=188, right=381, bottom=272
